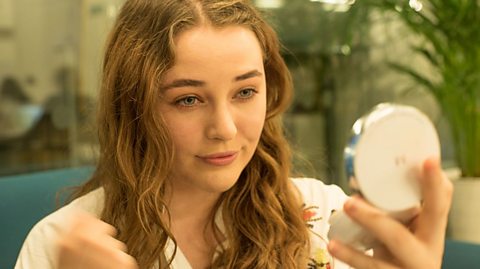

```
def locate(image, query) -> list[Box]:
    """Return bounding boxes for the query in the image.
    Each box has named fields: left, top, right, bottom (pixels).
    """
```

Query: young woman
left=15, top=0, right=452, bottom=268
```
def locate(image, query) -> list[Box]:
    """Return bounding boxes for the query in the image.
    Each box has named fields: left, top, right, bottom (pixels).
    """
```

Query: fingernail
left=328, top=240, right=338, bottom=254
left=344, top=197, right=357, bottom=213
left=424, top=156, right=440, bottom=171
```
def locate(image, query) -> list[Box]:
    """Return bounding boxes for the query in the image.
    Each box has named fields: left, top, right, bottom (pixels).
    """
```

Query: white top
left=15, top=178, right=350, bottom=269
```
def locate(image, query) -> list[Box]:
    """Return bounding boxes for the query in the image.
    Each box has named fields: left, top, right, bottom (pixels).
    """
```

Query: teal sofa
left=0, top=167, right=93, bottom=269
left=1, top=167, right=479, bottom=268
left=442, top=239, right=480, bottom=269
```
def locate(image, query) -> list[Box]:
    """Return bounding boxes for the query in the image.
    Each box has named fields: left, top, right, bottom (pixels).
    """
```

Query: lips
left=198, top=151, right=238, bottom=166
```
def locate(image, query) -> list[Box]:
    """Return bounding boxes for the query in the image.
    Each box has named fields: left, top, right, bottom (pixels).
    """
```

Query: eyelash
left=175, top=95, right=199, bottom=107
left=173, top=88, right=257, bottom=108
left=236, top=88, right=257, bottom=100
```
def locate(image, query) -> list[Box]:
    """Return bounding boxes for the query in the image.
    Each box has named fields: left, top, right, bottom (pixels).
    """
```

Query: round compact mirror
left=344, top=103, right=441, bottom=212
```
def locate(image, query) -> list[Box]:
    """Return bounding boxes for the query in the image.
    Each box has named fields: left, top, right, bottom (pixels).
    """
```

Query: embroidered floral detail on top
left=308, top=248, right=332, bottom=269
left=303, top=205, right=322, bottom=228
left=303, top=204, right=333, bottom=269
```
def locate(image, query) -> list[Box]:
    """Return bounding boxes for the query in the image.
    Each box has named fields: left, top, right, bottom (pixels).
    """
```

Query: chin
left=201, top=172, right=242, bottom=194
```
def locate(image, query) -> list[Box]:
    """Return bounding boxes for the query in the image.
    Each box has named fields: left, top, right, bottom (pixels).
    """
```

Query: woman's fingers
left=56, top=210, right=138, bottom=269
left=414, top=157, right=453, bottom=246
left=328, top=240, right=398, bottom=269
left=332, top=157, right=452, bottom=269
left=341, top=196, right=424, bottom=268
left=71, top=212, right=127, bottom=251
left=102, top=233, right=129, bottom=253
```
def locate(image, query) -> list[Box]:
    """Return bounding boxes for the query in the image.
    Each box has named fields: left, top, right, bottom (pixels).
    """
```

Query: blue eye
left=237, top=88, right=255, bottom=99
left=176, top=96, right=198, bottom=107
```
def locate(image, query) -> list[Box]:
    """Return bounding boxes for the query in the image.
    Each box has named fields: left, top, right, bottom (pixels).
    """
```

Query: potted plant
left=364, top=0, right=480, bottom=243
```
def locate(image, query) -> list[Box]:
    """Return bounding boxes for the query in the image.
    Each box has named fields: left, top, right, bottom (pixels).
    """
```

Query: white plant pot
left=448, top=178, right=480, bottom=243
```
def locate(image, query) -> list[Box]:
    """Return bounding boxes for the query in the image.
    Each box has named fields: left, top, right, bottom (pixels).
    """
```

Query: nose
left=206, top=104, right=237, bottom=141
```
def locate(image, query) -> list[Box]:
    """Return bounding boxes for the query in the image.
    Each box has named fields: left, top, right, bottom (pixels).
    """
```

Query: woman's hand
left=56, top=211, right=138, bottom=269
left=328, top=157, right=453, bottom=269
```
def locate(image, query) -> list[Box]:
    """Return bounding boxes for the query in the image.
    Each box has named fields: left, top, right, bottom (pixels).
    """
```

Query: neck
left=164, top=181, right=224, bottom=269
left=165, top=182, right=222, bottom=229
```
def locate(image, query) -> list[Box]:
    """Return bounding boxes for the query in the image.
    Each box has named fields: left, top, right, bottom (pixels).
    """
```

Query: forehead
left=167, top=25, right=264, bottom=76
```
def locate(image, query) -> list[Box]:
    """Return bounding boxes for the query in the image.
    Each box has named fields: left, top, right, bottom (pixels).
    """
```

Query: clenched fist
left=56, top=211, right=138, bottom=269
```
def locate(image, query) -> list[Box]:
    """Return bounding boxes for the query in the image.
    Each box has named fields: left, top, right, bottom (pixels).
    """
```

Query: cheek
left=239, top=103, right=266, bottom=142
left=251, top=115, right=265, bottom=139
left=162, top=114, right=201, bottom=154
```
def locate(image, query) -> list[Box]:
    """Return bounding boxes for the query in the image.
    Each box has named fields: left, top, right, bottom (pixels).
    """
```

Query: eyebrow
left=234, top=70, right=263, bottom=81
left=161, top=79, right=205, bottom=91
left=161, top=69, right=263, bottom=91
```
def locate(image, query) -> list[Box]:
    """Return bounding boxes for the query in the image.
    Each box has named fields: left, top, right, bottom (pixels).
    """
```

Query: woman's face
left=158, top=25, right=267, bottom=195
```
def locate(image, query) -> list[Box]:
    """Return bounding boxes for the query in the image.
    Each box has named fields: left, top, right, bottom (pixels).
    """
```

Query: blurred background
left=0, top=0, right=459, bottom=190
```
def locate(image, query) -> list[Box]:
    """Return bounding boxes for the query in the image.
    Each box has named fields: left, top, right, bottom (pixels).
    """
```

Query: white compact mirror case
left=328, top=103, right=440, bottom=250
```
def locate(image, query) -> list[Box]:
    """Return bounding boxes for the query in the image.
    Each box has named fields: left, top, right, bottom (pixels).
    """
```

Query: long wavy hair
left=73, top=0, right=310, bottom=268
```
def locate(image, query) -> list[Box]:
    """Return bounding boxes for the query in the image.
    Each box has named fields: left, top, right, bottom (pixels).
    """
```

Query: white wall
left=79, top=0, right=124, bottom=99
left=0, top=0, right=79, bottom=105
